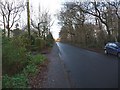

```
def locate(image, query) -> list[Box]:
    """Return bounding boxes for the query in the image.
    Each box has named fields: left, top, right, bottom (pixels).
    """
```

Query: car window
left=108, top=43, right=112, bottom=47
left=112, top=43, right=117, bottom=47
left=106, top=42, right=120, bottom=48
left=106, top=43, right=110, bottom=47
left=106, top=43, right=109, bottom=46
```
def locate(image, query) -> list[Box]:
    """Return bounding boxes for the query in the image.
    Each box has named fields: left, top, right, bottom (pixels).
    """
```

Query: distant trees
left=0, top=0, right=25, bottom=37
left=31, top=4, right=53, bottom=40
left=58, top=0, right=120, bottom=48
left=107, top=1, right=120, bottom=42
left=80, top=1, right=114, bottom=41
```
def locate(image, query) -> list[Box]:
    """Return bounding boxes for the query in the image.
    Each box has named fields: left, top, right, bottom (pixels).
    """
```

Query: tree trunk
left=3, top=15, right=6, bottom=36
left=7, top=28, right=10, bottom=38
left=27, top=0, right=31, bottom=37
left=118, top=18, right=120, bottom=42
left=7, top=20, right=10, bottom=38
left=43, top=26, right=46, bottom=40
left=38, top=29, right=41, bottom=37
left=37, top=26, right=40, bottom=37
left=7, top=13, right=10, bottom=38
left=106, top=25, right=111, bottom=42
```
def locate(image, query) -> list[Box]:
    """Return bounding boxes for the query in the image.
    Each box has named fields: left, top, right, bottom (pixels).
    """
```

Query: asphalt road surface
left=56, top=42, right=119, bottom=88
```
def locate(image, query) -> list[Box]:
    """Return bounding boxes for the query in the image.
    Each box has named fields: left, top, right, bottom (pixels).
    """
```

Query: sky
left=29, top=0, right=79, bottom=39
left=30, top=0, right=66, bottom=39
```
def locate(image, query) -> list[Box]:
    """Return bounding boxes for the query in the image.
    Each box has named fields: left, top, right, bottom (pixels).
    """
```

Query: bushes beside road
left=2, top=33, right=52, bottom=88
left=2, top=52, right=47, bottom=88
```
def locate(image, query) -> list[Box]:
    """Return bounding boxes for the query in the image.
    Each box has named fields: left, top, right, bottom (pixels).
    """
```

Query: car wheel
left=104, top=49, right=108, bottom=54
left=117, top=53, right=120, bottom=58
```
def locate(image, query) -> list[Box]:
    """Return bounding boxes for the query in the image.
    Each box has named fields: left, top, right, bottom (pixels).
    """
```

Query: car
left=104, top=42, right=120, bottom=58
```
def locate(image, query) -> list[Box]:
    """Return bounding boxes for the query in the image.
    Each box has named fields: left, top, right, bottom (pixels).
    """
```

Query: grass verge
left=2, top=54, right=47, bottom=88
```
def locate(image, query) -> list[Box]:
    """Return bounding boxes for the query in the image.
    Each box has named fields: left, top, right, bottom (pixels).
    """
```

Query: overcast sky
left=29, top=0, right=70, bottom=39
left=22, top=0, right=67, bottom=39
left=29, top=0, right=79, bottom=39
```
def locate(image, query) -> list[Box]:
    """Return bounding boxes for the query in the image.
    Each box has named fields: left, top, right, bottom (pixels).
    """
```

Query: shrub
left=18, top=33, right=32, bottom=51
left=2, top=74, right=28, bottom=88
left=2, top=75, right=12, bottom=88
left=34, top=38, right=46, bottom=51
left=29, top=54, right=46, bottom=65
left=13, top=32, right=36, bottom=51
left=46, top=33, right=54, bottom=47
left=2, top=37, right=28, bottom=75
left=22, top=64, right=38, bottom=77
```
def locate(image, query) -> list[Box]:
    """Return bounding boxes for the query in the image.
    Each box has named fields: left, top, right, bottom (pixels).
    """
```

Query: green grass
left=2, top=74, right=28, bottom=88
left=29, top=54, right=47, bottom=65
left=23, top=64, right=38, bottom=77
left=2, top=54, right=47, bottom=88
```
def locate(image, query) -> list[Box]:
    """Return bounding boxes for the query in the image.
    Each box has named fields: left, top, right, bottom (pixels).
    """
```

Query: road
left=56, top=42, right=118, bottom=88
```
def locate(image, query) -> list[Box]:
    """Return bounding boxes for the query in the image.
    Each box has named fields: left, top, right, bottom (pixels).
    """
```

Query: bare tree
left=77, top=1, right=114, bottom=41
left=0, top=0, right=25, bottom=37
left=31, top=5, right=53, bottom=39
left=0, top=1, right=6, bottom=36
left=108, top=0, right=120, bottom=41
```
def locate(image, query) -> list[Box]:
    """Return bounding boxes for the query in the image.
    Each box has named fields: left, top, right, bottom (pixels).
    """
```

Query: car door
left=112, top=44, right=118, bottom=55
left=106, top=43, right=114, bottom=54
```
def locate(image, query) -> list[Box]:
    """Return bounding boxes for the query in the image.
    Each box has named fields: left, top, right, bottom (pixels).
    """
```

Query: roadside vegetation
left=58, top=1, right=120, bottom=51
left=0, top=0, right=54, bottom=88
left=2, top=32, right=54, bottom=88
